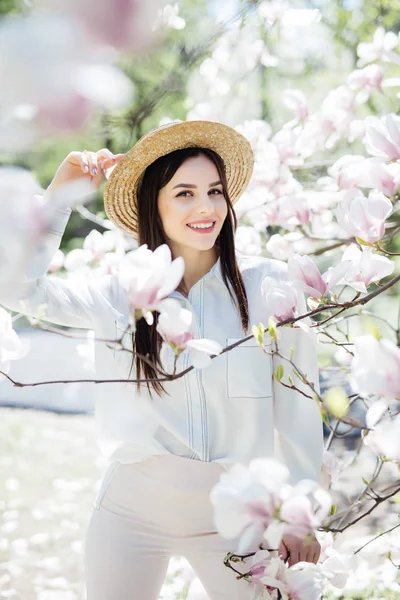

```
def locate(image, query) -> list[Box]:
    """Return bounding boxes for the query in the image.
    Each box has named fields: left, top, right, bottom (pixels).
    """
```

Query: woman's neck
left=171, top=245, right=219, bottom=298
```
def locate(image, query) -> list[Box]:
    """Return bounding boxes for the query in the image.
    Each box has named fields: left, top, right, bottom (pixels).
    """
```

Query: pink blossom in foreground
left=48, top=0, right=165, bottom=50
left=210, top=459, right=290, bottom=553
left=0, top=307, right=24, bottom=380
left=261, top=277, right=299, bottom=322
left=339, top=244, right=394, bottom=294
left=364, top=113, right=400, bottom=161
left=278, top=481, right=332, bottom=542
left=118, top=244, right=185, bottom=325
left=288, top=255, right=351, bottom=299
left=157, top=304, right=222, bottom=369
left=0, top=13, right=133, bottom=139
left=351, top=335, right=400, bottom=399
left=335, top=188, right=392, bottom=244
left=210, top=457, right=332, bottom=555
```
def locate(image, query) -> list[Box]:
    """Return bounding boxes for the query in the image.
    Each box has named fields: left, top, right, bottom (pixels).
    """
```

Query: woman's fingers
left=71, top=148, right=124, bottom=178
left=79, top=151, right=90, bottom=174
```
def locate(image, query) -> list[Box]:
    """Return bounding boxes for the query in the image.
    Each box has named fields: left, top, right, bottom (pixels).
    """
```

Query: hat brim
left=103, top=120, right=254, bottom=237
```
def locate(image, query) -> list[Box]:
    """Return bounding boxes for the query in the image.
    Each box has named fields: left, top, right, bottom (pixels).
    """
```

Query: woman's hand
left=46, top=148, right=125, bottom=195
left=278, top=533, right=321, bottom=567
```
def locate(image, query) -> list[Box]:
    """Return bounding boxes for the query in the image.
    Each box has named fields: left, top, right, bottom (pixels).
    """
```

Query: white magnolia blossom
left=364, top=412, right=400, bottom=464
left=235, top=226, right=262, bottom=256
left=155, top=3, right=186, bottom=30
left=261, top=276, right=299, bottom=323
left=339, top=244, right=394, bottom=293
left=351, top=335, right=400, bottom=399
left=283, top=89, right=309, bottom=120
left=335, top=188, right=393, bottom=244
left=357, top=26, right=400, bottom=67
left=364, top=113, right=400, bottom=161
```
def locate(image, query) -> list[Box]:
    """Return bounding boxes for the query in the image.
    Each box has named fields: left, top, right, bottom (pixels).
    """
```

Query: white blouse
left=0, top=195, right=324, bottom=485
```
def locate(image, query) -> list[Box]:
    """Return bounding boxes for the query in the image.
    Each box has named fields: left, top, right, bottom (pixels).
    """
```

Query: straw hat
left=103, top=120, right=254, bottom=237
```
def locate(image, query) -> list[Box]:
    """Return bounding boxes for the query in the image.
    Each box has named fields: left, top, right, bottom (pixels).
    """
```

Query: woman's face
left=157, top=154, right=228, bottom=254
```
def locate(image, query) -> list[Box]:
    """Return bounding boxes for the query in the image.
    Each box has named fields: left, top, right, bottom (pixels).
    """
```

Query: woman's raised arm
left=0, top=150, right=126, bottom=330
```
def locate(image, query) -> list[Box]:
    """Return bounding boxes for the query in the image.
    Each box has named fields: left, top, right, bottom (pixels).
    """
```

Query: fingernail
left=84, top=165, right=89, bottom=173
left=99, top=160, right=104, bottom=169
left=92, top=166, right=97, bottom=175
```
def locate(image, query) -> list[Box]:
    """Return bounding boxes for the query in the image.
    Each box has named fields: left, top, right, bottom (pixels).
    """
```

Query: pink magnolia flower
left=50, top=0, right=164, bottom=51
left=118, top=244, right=185, bottom=325
left=157, top=304, right=222, bottom=369
left=288, top=255, right=351, bottom=299
left=278, top=481, right=332, bottom=541
left=261, top=277, right=299, bottom=322
left=0, top=308, right=24, bottom=380
left=364, top=113, right=400, bottom=161
left=367, top=160, right=400, bottom=196
left=351, top=335, right=400, bottom=399
left=210, top=458, right=290, bottom=553
left=335, top=188, right=392, bottom=244
left=339, top=244, right=394, bottom=293
left=258, top=555, right=289, bottom=597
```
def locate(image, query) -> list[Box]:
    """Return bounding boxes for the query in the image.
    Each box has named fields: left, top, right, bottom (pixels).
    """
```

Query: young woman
left=0, top=121, right=324, bottom=599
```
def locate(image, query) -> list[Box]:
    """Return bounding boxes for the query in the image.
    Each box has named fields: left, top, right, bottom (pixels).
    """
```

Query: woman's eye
left=209, top=189, right=223, bottom=195
left=176, top=191, right=192, bottom=197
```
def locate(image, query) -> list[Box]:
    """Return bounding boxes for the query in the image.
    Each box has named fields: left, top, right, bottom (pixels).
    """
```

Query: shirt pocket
left=226, top=336, right=273, bottom=399
left=94, top=461, right=121, bottom=511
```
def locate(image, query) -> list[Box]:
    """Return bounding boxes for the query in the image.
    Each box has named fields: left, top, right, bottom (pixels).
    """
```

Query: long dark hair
left=134, top=147, right=249, bottom=396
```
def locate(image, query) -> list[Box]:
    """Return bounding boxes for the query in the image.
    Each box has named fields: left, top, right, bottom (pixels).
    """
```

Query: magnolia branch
left=3, top=271, right=399, bottom=389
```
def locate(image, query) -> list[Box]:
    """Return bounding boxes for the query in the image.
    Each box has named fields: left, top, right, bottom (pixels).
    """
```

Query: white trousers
left=85, top=454, right=255, bottom=600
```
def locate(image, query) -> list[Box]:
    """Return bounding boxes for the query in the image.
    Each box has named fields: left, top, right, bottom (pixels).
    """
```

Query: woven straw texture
left=103, top=120, right=254, bottom=237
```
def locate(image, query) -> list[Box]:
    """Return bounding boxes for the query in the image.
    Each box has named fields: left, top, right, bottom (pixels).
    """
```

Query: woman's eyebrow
left=172, top=180, right=222, bottom=189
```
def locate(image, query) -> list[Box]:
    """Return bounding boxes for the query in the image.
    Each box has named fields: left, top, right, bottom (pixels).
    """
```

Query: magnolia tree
left=0, top=1, right=400, bottom=599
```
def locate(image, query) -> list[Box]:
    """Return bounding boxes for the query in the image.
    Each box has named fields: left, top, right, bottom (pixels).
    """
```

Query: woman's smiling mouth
left=187, top=220, right=216, bottom=233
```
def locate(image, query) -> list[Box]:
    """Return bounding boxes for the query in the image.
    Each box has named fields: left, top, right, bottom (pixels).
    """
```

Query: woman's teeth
left=188, top=222, right=214, bottom=229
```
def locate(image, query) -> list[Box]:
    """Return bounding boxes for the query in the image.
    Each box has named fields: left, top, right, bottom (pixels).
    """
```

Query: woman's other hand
left=278, top=533, right=321, bottom=567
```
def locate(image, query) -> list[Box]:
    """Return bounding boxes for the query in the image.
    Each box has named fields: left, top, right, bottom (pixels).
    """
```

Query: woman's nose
left=197, top=194, right=215, bottom=215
